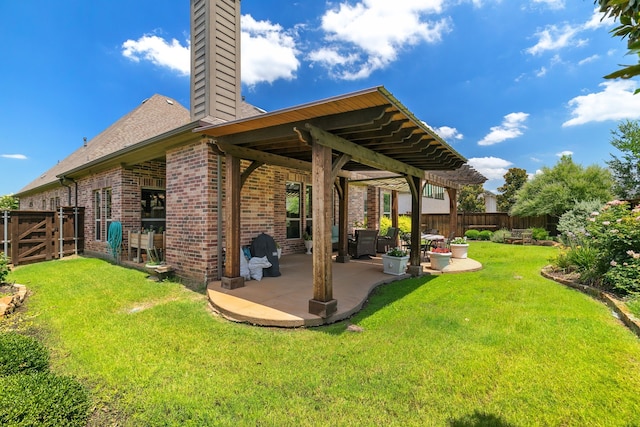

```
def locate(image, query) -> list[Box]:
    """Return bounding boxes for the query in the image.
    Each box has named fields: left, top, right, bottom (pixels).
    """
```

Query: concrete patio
left=207, top=253, right=482, bottom=327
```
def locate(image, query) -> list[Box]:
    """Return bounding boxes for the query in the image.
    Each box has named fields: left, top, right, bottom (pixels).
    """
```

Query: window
left=41, top=199, right=46, bottom=210
left=49, top=198, right=55, bottom=210
left=286, top=182, right=301, bottom=239
left=94, top=190, right=101, bottom=241
left=382, top=192, right=391, bottom=218
left=55, top=197, right=60, bottom=209
left=305, top=184, right=313, bottom=235
left=141, top=189, right=165, bottom=232
left=105, top=188, right=112, bottom=239
left=423, top=183, right=445, bottom=200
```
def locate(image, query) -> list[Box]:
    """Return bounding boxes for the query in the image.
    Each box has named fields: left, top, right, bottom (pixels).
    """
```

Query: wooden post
left=335, top=177, right=350, bottom=263
left=221, top=154, right=244, bottom=289
left=447, top=187, right=458, bottom=238
left=392, top=190, right=399, bottom=247
left=309, top=141, right=337, bottom=318
left=407, top=175, right=423, bottom=276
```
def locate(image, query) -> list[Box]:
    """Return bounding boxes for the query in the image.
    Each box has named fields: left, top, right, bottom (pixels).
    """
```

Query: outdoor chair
left=376, top=226, right=399, bottom=253
left=348, top=229, right=378, bottom=258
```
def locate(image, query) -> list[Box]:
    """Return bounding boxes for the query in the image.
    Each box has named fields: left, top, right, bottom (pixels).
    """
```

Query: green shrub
left=478, top=230, right=493, bottom=241
left=491, top=229, right=510, bottom=243
left=464, top=229, right=480, bottom=240
left=0, top=372, right=90, bottom=427
left=557, top=200, right=605, bottom=241
left=531, top=227, right=549, bottom=241
left=0, top=332, right=49, bottom=377
left=0, top=252, right=10, bottom=283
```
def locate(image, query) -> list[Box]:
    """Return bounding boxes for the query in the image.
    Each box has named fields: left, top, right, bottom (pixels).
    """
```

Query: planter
left=277, top=248, right=282, bottom=259
left=304, top=240, right=313, bottom=255
left=427, top=251, right=452, bottom=271
left=450, top=244, right=469, bottom=259
left=381, top=254, right=410, bottom=275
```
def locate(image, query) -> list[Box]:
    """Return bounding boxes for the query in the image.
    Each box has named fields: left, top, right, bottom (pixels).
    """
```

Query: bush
left=0, top=372, right=90, bottom=427
left=381, top=216, right=412, bottom=237
left=491, top=229, right=511, bottom=243
left=0, top=252, right=10, bottom=283
left=531, top=227, right=549, bottom=241
left=464, top=229, right=480, bottom=240
left=557, top=200, right=605, bottom=241
left=478, top=230, right=493, bottom=241
left=0, top=332, right=49, bottom=377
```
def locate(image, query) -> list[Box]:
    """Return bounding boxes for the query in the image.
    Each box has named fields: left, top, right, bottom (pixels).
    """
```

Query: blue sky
left=1, top=0, right=638, bottom=197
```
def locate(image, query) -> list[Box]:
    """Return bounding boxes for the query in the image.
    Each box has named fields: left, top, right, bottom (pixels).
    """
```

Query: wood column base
left=221, top=276, right=245, bottom=290
left=335, top=254, right=350, bottom=263
left=407, top=265, right=424, bottom=277
left=309, top=299, right=337, bottom=318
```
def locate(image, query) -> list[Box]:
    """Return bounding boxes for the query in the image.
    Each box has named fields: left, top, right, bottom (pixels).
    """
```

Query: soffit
left=196, top=86, right=467, bottom=175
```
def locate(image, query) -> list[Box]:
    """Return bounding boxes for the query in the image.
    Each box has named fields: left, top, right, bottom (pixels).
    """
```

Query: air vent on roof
left=141, top=98, right=149, bottom=104
left=166, top=99, right=174, bottom=105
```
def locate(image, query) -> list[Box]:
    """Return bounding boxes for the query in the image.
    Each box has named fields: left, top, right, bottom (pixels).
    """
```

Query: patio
left=207, top=253, right=482, bottom=327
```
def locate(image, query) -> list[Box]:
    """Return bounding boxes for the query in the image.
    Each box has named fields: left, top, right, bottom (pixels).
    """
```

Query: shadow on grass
left=449, top=411, right=516, bottom=427
left=318, top=274, right=438, bottom=335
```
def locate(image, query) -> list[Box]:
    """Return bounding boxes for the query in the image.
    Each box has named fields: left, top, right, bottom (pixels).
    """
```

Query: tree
left=457, top=184, right=485, bottom=213
left=595, top=1, right=640, bottom=85
left=606, top=120, right=640, bottom=199
left=0, top=194, right=19, bottom=211
left=496, top=168, right=528, bottom=213
left=510, top=155, right=613, bottom=217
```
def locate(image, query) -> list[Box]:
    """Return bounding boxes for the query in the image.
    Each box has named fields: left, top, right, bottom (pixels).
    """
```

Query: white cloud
left=533, top=0, right=564, bottom=10
left=241, top=15, right=300, bottom=86
left=478, top=112, right=529, bottom=146
left=467, top=157, right=513, bottom=180
left=121, top=15, right=300, bottom=86
left=578, top=54, right=599, bottom=66
left=433, top=126, right=463, bottom=141
left=556, top=150, right=574, bottom=157
left=526, top=24, right=580, bottom=55
left=563, top=80, right=640, bottom=127
left=122, top=35, right=190, bottom=75
left=530, top=157, right=542, bottom=162
left=311, top=0, right=451, bottom=79
left=1, top=154, right=27, bottom=160
left=584, top=7, right=615, bottom=30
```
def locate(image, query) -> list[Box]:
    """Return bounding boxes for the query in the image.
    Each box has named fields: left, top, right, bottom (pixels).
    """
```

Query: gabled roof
left=18, top=94, right=191, bottom=195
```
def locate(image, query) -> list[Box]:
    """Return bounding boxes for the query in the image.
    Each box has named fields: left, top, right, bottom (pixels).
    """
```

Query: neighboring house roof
left=17, top=95, right=264, bottom=196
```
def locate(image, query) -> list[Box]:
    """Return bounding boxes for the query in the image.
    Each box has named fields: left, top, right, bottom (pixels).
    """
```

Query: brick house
left=16, top=0, right=484, bottom=318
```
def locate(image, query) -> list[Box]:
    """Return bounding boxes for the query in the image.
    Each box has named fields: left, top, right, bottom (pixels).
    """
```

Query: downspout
left=217, top=155, right=223, bottom=280
left=59, top=178, right=72, bottom=206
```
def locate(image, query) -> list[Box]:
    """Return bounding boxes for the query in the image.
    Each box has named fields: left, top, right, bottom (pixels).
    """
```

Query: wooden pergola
left=197, top=86, right=470, bottom=318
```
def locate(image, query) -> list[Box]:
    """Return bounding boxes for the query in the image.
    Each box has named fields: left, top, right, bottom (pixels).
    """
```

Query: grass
left=3, top=243, right=640, bottom=426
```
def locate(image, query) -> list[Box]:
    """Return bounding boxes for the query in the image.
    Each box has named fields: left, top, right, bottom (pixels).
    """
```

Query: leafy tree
left=510, top=155, right=613, bottom=218
left=496, top=168, right=528, bottom=212
left=595, top=0, right=640, bottom=84
left=606, top=120, right=640, bottom=199
left=457, top=184, right=485, bottom=213
left=0, top=194, right=19, bottom=210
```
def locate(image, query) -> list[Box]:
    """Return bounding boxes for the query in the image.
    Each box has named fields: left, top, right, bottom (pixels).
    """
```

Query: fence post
left=58, top=206, right=64, bottom=259
left=2, top=210, right=7, bottom=256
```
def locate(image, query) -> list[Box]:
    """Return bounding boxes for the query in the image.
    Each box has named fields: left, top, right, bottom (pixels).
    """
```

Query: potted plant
left=276, top=242, right=282, bottom=259
left=303, top=232, right=313, bottom=255
left=381, top=247, right=410, bottom=275
left=427, top=246, right=452, bottom=271
left=449, top=236, right=469, bottom=259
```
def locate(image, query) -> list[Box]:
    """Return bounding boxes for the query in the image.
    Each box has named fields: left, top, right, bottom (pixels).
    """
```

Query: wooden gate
left=1, top=208, right=84, bottom=266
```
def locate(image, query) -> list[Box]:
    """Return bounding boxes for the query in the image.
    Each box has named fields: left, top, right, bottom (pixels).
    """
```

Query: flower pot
left=277, top=248, right=282, bottom=259
left=427, top=251, right=451, bottom=271
left=450, top=243, right=469, bottom=259
left=381, top=254, right=410, bottom=275
left=304, top=240, right=313, bottom=255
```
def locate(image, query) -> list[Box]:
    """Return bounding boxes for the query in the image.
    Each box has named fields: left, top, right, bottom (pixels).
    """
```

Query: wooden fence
left=1, top=208, right=84, bottom=266
left=420, top=212, right=557, bottom=238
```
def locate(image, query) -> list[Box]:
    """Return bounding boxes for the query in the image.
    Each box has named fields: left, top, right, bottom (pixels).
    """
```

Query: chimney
left=190, top=0, right=242, bottom=122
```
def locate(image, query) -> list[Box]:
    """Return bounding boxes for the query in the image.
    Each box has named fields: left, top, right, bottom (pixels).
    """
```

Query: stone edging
left=541, top=268, right=640, bottom=339
left=0, top=284, right=27, bottom=318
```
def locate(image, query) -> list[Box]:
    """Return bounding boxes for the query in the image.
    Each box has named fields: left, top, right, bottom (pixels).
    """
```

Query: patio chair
left=348, top=229, right=378, bottom=258
left=376, top=226, right=399, bottom=253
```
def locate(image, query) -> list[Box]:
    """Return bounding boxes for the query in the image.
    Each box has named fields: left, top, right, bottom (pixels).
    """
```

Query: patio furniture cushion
left=376, top=226, right=399, bottom=253
left=348, top=229, right=378, bottom=258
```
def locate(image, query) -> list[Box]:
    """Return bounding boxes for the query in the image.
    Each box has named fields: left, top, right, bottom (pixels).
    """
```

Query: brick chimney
left=190, top=0, right=241, bottom=122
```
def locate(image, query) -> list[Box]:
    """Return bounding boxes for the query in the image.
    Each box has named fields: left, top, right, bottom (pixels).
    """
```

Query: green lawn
left=4, top=242, right=640, bottom=426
